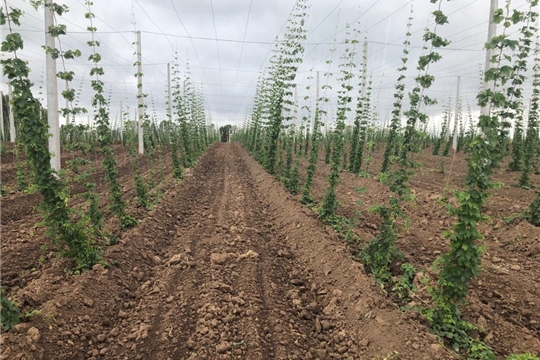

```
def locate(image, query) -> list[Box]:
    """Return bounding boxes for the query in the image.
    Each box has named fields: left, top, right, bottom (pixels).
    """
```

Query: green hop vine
left=1, top=2, right=100, bottom=269
left=428, top=1, right=538, bottom=354
left=85, top=0, right=136, bottom=228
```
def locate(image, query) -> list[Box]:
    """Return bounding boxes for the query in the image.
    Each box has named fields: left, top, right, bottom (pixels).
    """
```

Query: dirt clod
left=210, top=252, right=234, bottom=265
left=216, top=341, right=231, bottom=353
left=237, top=250, right=259, bottom=260
left=26, top=327, right=40, bottom=343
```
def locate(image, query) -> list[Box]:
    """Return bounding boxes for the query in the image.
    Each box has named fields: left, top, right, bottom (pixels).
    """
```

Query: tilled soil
left=301, top=146, right=540, bottom=356
left=1, top=146, right=173, bottom=297
left=1, top=145, right=161, bottom=224
left=1, top=143, right=454, bottom=360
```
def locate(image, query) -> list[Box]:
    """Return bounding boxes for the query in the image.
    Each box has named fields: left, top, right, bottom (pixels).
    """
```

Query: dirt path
left=1, top=143, right=453, bottom=360
left=107, top=144, right=451, bottom=360
left=113, top=144, right=327, bottom=359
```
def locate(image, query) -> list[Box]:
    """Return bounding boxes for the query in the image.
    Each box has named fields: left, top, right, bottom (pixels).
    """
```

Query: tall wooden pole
left=8, top=84, right=16, bottom=143
left=0, top=91, right=4, bottom=141
left=452, top=76, right=461, bottom=150
left=45, top=0, right=61, bottom=170
left=119, top=101, right=123, bottom=143
left=167, top=63, right=173, bottom=120
left=294, top=85, right=298, bottom=127
left=136, top=31, right=144, bottom=154
left=481, top=0, right=498, bottom=117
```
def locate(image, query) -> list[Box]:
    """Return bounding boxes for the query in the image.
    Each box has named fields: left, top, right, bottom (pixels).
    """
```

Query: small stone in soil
left=216, top=341, right=231, bottom=353
left=26, top=327, right=41, bottom=343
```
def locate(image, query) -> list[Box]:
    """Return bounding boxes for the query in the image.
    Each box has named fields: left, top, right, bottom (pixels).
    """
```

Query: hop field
left=1, top=0, right=540, bottom=359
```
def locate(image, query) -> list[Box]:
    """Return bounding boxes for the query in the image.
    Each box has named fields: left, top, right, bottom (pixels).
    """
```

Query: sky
left=1, top=0, right=537, bottom=133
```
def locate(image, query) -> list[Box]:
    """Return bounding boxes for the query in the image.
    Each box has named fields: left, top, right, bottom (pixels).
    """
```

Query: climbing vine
left=264, top=0, right=307, bottom=174
left=428, top=2, right=538, bottom=354
left=350, top=39, right=369, bottom=174
left=380, top=5, right=414, bottom=174
left=300, top=69, right=328, bottom=205
left=85, top=0, right=136, bottom=228
left=319, top=26, right=358, bottom=222
left=519, top=35, right=540, bottom=187
left=362, top=0, right=451, bottom=282
left=1, top=2, right=100, bottom=269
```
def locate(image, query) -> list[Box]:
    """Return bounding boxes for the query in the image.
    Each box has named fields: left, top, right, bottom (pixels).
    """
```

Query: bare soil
left=0, top=144, right=461, bottom=360
left=299, top=144, right=540, bottom=357
left=1, top=145, right=173, bottom=299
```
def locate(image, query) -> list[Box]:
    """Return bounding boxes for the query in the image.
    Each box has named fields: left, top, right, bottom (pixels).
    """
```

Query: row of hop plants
left=240, top=0, right=308, bottom=176
left=235, top=0, right=540, bottom=358
left=0, top=0, right=218, bottom=331
left=426, top=3, right=540, bottom=359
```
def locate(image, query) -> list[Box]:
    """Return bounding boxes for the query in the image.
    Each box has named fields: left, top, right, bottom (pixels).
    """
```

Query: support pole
left=294, top=85, right=298, bottom=127
left=361, top=41, right=368, bottom=97
left=314, top=70, right=319, bottom=135
left=8, top=84, right=16, bottom=143
left=0, top=91, right=4, bottom=141
left=45, top=0, right=61, bottom=170
left=119, top=101, right=123, bottom=143
left=481, top=0, right=498, bottom=117
left=316, top=71, right=319, bottom=101
left=360, top=41, right=368, bottom=130
left=136, top=30, right=144, bottom=154
left=452, top=76, right=461, bottom=150
left=64, top=82, right=70, bottom=124
left=167, top=63, right=173, bottom=120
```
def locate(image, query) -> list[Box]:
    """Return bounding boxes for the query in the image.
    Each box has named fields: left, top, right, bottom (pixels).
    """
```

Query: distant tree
left=220, top=124, right=232, bottom=142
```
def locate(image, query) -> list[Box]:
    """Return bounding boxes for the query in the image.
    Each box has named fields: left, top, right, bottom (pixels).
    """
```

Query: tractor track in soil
left=0, top=143, right=454, bottom=360
left=114, top=144, right=356, bottom=360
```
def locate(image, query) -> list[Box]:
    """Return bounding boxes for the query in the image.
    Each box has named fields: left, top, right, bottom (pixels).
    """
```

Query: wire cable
left=231, top=0, right=253, bottom=96
left=209, top=0, right=224, bottom=108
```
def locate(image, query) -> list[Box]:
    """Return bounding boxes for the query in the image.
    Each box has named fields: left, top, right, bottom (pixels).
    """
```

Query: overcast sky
left=1, top=0, right=537, bottom=132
